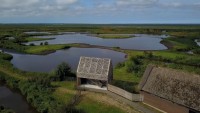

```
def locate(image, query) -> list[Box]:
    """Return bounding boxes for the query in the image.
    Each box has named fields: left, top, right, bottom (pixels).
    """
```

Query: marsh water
left=8, top=47, right=126, bottom=72
left=0, top=33, right=167, bottom=112
left=25, top=34, right=167, bottom=50
left=0, top=85, right=36, bottom=113
left=195, top=39, right=200, bottom=46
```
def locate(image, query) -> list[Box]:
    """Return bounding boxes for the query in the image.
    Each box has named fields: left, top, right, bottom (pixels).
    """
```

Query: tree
left=55, top=62, right=72, bottom=81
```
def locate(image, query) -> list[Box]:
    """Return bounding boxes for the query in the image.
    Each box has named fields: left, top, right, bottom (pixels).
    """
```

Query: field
left=0, top=24, right=200, bottom=113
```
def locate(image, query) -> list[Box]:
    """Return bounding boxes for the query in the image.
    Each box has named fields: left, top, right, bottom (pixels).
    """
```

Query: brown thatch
left=77, top=56, right=112, bottom=81
left=140, top=66, right=200, bottom=111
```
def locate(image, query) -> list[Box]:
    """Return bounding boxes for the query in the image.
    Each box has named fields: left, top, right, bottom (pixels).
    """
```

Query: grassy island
left=25, top=37, right=55, bottom=42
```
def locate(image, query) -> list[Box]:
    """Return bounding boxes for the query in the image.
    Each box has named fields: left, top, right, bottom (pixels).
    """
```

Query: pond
left=0, top=86, right=36, bottom=113
left=195, top=39, right=200, bottom=46
left=25, top=34, right=167, bottom=50
left=8, top=47, right=126, bottom=72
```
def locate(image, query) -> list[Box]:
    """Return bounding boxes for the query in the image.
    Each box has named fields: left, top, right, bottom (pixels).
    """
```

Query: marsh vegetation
left=0, top=24, right=200, bottom=113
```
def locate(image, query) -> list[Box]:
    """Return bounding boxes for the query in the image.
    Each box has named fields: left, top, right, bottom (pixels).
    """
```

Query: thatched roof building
left=77, top=56, right=113, bottom=90
left=139, top=65, right=200, bottom=113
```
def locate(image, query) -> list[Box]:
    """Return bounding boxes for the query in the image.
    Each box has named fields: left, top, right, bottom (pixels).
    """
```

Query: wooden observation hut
left=76, top=56, right=113, bottom=90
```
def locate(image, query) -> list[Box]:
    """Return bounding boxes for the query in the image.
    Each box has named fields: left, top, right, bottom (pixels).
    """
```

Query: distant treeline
left=0, top=24, right=200, bottom=35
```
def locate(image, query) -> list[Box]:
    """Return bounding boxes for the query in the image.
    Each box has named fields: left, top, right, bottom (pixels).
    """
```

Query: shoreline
left=0, top=84, right=38, bottom=113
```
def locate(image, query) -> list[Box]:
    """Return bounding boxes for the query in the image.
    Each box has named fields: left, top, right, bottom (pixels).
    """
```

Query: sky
left=0, top=0, right=200, bottom=24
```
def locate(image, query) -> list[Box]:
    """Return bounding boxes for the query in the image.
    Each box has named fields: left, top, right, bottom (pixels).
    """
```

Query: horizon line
left=0, top=23, right=200, bottom=25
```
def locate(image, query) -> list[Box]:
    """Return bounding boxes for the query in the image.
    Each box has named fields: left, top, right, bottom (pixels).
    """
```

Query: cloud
left=55, top=0, right=78, bottom=5
left=0, top=0, right=80, bottom=17
left=116, top=0, right=158, bottom=6
left=161, top=2, right=200, bottom=9
left=0, top=0, right=199, bottom=23
left=0, top=0, right=39, bottom=8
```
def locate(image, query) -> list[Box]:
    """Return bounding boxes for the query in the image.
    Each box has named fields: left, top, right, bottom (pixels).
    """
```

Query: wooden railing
left=108, top=84, right=143, bottom=102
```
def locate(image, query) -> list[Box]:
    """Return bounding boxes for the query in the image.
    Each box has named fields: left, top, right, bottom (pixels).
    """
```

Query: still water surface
left=195, top=39, right=200, bottom=46
left=25, top=34, right=167, bottom=50
left=0, top=86, right=36, bottom=113
left=8, top=47, right=126, bottom=72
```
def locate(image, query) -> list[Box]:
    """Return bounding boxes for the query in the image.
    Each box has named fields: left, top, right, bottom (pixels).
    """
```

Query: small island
left=25, top=37, right=55, bottom=42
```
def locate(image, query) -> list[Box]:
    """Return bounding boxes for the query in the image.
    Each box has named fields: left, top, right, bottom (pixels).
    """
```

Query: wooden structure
left=108, top=84, right=143, bottom=102
left=77, top=56, right=113, bottom=90
left=139, top=65, right=200, bottom=113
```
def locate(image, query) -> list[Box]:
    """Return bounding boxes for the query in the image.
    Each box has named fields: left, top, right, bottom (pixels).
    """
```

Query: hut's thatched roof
left=140, top=66, right=200, bottom=111
left=77, top=56, right=111, bottom=81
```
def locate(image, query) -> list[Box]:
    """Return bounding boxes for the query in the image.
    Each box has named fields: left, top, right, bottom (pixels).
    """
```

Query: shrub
left=54, top=62, right=73, bottom=81
left=143, top=51, right=153, bottom=58
left=115, top=62, right=125, bottom=68
left=29, top=43, right=35, bottom=46
left=125, top=56, right=143, bottom=73
left=18, top=76, right=64, bottom=113
left=0, top=53, right=13, bottom=61
left=125, top=61, right=135, bottom=73
left=193, top=48, right=200, bottom=54
left=44, top=41, right=48, bottom=45
left=111, top=80, right=139, bottom=93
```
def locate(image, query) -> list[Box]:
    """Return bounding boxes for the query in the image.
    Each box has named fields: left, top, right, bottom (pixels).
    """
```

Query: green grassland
left=76, top=97, right=125, bottom=113
left=114, top=66, right=140, bottom=83
left=24, top=43, right=82, bottom=54
left=25, top=44, right=70, bottom=54
left=161, top=37, right=199, bottom=51
left=25, top=37, right=55, bottom=42
left=51, top=81, right=76, bottom=105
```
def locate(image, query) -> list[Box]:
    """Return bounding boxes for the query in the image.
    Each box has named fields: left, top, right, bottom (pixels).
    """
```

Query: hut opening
left=76, top=56, right=113, bottom=90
